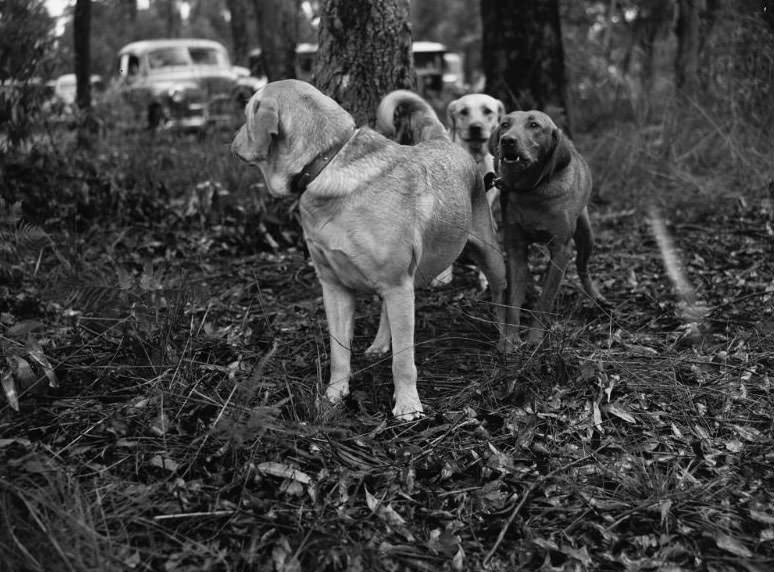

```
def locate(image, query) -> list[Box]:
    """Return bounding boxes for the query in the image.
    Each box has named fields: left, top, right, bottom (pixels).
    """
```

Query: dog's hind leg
left=383, top=281, right=423, bottom=420
left=574, top=208, right=608, bottom=305
left=321, top=280, right=356, bottom=404
left=528, top=241, right=573, bottom=345
left=467, top=188, right=509, bottom=352
left=365, top=301, right=391, bottom=356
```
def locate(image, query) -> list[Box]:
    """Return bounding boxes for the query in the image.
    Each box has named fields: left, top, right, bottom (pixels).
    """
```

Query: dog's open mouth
left=500, top=151, right=528, bottom=165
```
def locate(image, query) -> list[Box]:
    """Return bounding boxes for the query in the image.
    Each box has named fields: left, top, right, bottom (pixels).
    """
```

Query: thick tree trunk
left=227, top=0, right=249, bottom=66
left=123, top=0, right=137, bottom=22
left=253, top=0, right=298, bottom=81
left=481, top=0, right=573, bottom=135
left=316, top=0, right=413, bottom=126
left=675, top=0, right=702, bottom=94
left=74, top=0, right=91, bottom=113
left=166, top=0, right=177, bottom=38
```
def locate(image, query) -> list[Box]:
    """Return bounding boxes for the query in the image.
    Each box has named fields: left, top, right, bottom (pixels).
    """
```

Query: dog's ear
left=488, top=124, right=500, bottom=172
left=446, top=99, right=459, bottom=141
left=538, top=128, right=572, bottom=183
left=495, top=99, right=506, bottom=122
left=247, top=96, right=279, bottom=159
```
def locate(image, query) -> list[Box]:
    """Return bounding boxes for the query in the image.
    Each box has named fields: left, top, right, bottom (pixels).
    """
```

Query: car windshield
left=146, top=46, right=227, bottom=70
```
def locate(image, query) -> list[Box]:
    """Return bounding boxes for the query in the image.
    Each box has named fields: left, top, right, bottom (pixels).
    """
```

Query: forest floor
left=1, top=114, right=773, bottom=571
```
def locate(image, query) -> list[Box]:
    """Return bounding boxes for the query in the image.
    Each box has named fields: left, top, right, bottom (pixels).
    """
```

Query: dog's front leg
left=321, top=280, right=356, bottom=404
left=365, top=301, right=391, bottom=356
left=383, top=282, right=422, bottom=420
left=528, top=241, right=572, bottom=345
left=501, top=229, right=529, bottom=353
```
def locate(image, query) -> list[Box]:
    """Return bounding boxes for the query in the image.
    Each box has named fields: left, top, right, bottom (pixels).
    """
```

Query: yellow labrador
left=489, top=110, right=607, bottom=350
left=232, top=80, right=506, bottom=420
left=447, top=94, right=505, bottom=209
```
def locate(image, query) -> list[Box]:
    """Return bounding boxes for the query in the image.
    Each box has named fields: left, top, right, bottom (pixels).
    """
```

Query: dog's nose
left=468, top=124, right=484, bottom=139
left=500, top=135, right=516, bottom=149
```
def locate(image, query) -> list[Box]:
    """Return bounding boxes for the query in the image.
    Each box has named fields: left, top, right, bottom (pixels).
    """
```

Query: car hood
left=147, top=66, right=237, bottom=97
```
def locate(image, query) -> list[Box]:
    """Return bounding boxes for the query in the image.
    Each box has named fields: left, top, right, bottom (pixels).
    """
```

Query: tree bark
left=227, top=0, right=249, bottom=66
left=74, top=0, right=91, bottom=113
left=316, top=0, right=413, bottom=126
left=481, top=0, right=573, bottom=135
left=166, top=0, right=177, bottom=38
left=253, top=0, right=298, bottom=81
left=124, top=0, right=137, bottom=22
left=675, top=0, right=702, bottom=95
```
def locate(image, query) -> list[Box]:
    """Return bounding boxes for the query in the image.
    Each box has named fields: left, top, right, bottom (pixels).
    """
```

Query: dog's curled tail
left=375, top=89, right=448, bottom=145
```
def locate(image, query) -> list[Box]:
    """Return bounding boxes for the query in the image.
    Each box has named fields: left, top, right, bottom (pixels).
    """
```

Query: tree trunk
left=253, top=0, right=298, bottom=81
left=675, top=0, right=702, bottom=95
left=124, top=0, right=137, bottom=22
left=763, top=0, right=774, bottom=32
left=74, top=0, right=91, bottom=113
left=227, top=0, right=249, bottom=66
left=316, top=0, right=413, bottom=126
left=481, top=0, right=573, bottom=135
left=166, top=0, right=177, bottom=38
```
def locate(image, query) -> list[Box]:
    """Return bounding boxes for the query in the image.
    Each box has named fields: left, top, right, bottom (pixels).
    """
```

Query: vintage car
left=116, top=39, right=264, bottom=129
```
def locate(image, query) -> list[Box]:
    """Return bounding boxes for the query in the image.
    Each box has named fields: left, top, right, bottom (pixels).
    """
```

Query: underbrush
left=1, top=95, right=773, bottom=570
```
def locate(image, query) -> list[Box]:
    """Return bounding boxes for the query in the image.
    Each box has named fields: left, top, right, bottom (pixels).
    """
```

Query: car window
left=189, top=47, right=225, bottom=66
left=148, top=47, right=190, bottom=69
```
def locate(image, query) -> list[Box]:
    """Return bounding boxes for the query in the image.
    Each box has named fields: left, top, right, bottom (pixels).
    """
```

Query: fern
left=0, top=199, right=52, bottom=280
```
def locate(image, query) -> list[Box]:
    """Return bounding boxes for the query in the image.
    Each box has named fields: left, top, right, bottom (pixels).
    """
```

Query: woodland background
left=1, top=1, right=773, bottom=571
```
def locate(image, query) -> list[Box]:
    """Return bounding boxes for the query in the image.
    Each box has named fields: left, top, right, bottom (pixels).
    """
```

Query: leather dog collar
left=290, top=128, right=356, bottom=193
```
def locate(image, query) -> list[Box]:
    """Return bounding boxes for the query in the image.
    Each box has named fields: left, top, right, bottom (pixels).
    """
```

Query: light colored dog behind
left=232, top=80, right=506, bottom=420
left=447, top=93, right=505, bottom=209
left=376, top=90, right=505, bottom=288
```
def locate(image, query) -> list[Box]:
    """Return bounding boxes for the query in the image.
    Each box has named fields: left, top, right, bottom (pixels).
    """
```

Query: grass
left=1, top=95, right=773, bottom=571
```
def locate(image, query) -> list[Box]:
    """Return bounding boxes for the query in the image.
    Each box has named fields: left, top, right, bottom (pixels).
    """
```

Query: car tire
left=147, top=102, right=165, bottom=129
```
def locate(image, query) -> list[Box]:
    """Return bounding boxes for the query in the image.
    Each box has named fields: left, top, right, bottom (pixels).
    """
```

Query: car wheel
left=147, top=102, right=166, bottom=129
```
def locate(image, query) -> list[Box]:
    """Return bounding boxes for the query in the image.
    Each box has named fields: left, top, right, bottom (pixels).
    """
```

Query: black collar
left=290, top=128, right=355, bottom=193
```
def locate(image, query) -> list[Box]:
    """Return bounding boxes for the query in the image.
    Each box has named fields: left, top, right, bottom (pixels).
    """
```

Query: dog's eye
left=500, top=121, right=510, bottom=129
left=528, top=121, right=540, bottom=129
left=459, top=108, right=469, bottom=116
left=483, top=108, right=493, bottom=115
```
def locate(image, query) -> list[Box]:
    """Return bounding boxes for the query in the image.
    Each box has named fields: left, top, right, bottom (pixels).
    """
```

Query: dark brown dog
left=489, top=110, right=607, bottom=350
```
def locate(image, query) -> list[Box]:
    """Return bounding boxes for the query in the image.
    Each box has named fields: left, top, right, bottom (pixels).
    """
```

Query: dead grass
left=1, top=96, right=773, bottom=571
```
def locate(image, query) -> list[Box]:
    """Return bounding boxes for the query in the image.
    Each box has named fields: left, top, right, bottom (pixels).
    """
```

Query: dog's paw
left=392, top=390, right=424, bottom=421
left=364, top=339, right=391, bottom=357
left=325, top=381, right=350, bottom=404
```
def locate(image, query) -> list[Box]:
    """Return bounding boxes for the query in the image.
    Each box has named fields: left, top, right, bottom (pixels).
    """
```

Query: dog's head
left=446, top=94, right=505, bottom=155
left=489, top=110, right=572, bottom=190
left=231, top=79, right=355, bottom=196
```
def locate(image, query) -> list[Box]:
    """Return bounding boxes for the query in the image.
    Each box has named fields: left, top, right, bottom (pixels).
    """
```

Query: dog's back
left=375, top=90, right=448, bottom=145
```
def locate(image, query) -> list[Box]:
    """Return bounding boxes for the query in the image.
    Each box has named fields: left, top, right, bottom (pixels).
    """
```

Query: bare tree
left=123, top=0, right=137, bottom=23
left=74, top=0, right=91, bottom=114
left=252, top=0, right=298, bottom=81
left=74, top=0, right=94, bottom=147
left=675, top=0, right=701, bottom=94
left=316, top=0, right=413, bottom=126
left=227, top=0, right=249, bottom=66
left=481, top=0, right=573, bottom=134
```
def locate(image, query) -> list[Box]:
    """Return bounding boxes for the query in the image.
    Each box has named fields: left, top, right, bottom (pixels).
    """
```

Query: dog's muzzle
left=499, top=136, right=529, bottom=166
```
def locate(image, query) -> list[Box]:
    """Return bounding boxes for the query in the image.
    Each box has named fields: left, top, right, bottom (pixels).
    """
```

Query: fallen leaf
left=149, top=455, right=179, bottom=473
left=605, top=403, right=636, bottom=424
left=257, top=462, right=312, bottom=485
left=714, top=532, right=752, bottom=558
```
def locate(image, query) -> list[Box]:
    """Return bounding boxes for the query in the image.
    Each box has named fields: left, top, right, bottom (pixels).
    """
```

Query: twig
left=153, top=510, right=236, bottom=521
left=483, top=445, right=605, bottom=566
